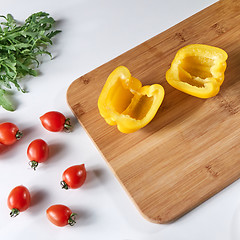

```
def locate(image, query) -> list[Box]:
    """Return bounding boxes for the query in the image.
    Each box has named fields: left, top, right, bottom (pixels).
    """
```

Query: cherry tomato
left=60, top=164, right=87, bottom=190
left=0, top=122, right=22, bottom=145
left=40, top=111, right=71, bottom=132
left=46, top=204, right=76, bottom=227
left=7, top=185, right=31, bottom=217
left=27, top=139, right=49, bottom=170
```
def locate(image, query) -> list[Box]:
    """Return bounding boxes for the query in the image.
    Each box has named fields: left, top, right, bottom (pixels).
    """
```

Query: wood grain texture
left=67, top=0, right=240, bottom=223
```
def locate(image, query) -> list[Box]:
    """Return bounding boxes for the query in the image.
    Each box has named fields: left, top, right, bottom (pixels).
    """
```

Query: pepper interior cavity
left=179, top=56, right=214, bottom=88
left=98, top=66, right=164, bottom=133
left=109, top=77, right=154, bottom=121
left=166, top=44, right=228, bottom=98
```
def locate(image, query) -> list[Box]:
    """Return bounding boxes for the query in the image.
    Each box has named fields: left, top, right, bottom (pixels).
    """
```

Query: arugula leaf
left=0, top=89, right=15, bottom=111
left=0, top=12, right=61, bottom=111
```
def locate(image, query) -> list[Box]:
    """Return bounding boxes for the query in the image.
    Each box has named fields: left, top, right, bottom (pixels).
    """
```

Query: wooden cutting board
left=67, top=0, right=240, bottom=223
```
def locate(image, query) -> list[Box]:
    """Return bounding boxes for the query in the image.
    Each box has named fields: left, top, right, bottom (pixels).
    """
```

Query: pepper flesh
left=98, top=66, right=165, bottom=133
left=166, top=44, right=228, bottom=98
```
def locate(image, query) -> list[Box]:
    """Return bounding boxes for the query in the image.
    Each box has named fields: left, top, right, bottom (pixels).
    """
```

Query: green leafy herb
left=0, top=12, right=61, bottom=111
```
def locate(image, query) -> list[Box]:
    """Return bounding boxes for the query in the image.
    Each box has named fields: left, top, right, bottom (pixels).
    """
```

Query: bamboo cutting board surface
left=67, top=0, right=240, bottom=223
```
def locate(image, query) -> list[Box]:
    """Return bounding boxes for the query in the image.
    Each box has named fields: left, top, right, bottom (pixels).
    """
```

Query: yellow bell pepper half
left=98, top=66, right=165, bottom=133
left=166, top=44, right=228, bottom=98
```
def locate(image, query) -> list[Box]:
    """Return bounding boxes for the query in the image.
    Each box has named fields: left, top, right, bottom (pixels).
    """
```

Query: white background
left=1, top=0, right=240, bottom=239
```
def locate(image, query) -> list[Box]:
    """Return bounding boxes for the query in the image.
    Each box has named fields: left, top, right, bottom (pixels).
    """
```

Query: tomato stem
left=68, top=213, right=77, bottom=226
left=60, top=180, right=69, bottom=190
left=15, top=130, right=23, bottom=140
left=10, top=208, right=20, bottom=217
left=29, top=160, right=38, bottom=170
left=64, top=118, right=72, bottom=132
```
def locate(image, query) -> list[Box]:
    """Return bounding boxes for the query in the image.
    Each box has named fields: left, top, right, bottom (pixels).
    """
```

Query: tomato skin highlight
left=7, top=185, right=31, bottom=217
left=46, top=204, right=75, bottom=227
left=27, top=139, right=49, bottom=163
left=0, top=122, right=22, bottom=145
left=61, top=164, right=87, bottom=189
left=40, top=111, right=70, bottom=132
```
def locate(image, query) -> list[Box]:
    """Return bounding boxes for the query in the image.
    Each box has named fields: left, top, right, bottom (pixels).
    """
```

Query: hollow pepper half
left=98, top=66, right=165, bottom=133
left=166, top=44, right=228, bottom=98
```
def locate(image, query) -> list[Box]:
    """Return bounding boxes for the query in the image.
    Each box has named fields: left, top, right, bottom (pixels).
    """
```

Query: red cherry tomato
left=61, top=164, right=87, bottom=189
left=7, top=185, right=31, bottom=217
left=27, top=139, right=49, bottom=170
left=0, top=122, right=22, bottom=145
left=40, top=111, right=71, bottom=132
left=46, top=204, right=76, bottom=227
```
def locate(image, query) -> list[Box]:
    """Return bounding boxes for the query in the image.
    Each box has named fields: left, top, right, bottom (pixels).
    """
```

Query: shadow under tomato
left=68, top=115, right=81, bottom=131
left=20, top=126, right=36, bottom=139
left=70, top=207, right=95, bottom=226
left=0, top=144, right=13, bottom=158
left=81, top=167, right=107, bottom=190
left=48, top=142, right=65, bottom=160
left=29, top=188, right=49, bottom=214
